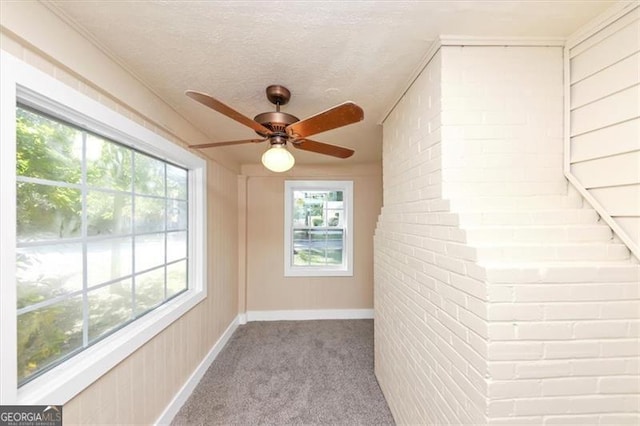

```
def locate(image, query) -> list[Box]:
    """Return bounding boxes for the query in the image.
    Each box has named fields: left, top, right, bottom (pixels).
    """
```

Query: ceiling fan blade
left=189, top=138, right=267, bottom=149
left=286, top=102, right=364, bottom=139
left=291, top=139, right=354, bottom=159
left=185, top=90, right=272, bottom=135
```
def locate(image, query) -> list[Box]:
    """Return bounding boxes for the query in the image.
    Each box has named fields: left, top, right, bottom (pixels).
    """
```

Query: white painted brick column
left=375, top=49, right=490, bottom=426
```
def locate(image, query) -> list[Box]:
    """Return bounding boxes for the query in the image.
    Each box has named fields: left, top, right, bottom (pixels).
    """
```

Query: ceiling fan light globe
left=261, top=144, right=295, bottom=172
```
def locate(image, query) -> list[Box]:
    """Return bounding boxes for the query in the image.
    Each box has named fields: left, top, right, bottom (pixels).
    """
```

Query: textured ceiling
left=46, top=0, right=613, bottom=166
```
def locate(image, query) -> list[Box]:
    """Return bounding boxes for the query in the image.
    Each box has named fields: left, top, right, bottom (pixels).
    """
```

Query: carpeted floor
left=171, top=319, right=395, bottom=425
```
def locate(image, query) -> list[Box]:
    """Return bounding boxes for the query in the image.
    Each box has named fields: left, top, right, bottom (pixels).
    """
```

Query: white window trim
left=0, top=52, right=207, bottom=405
left=284, top=180, right=353, bottom=277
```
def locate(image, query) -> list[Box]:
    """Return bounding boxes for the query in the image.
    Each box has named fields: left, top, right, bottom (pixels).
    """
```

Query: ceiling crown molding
left=439, top=35, right=566, bottom=47
left=378, top=37, right=442, bottom=125
left=566, top=0, right=639, bottom=48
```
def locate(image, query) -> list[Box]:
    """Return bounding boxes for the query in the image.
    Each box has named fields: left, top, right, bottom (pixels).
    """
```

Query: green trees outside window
left=15, top=106, right=189, bottom=384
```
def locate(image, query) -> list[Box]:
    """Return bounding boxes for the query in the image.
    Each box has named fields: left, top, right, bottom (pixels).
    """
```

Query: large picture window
left=15, top=106, right=189, bottom=384
left=284, top=181, right=353, bottom=276
left=0, top=52, right=207, bottom=405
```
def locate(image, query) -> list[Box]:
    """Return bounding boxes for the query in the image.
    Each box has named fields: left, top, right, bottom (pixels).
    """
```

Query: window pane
left=293, top=229, right=309, bottom=261
left=135, top=267, right=165, bottom=314
left=326, top=248, right=343, bottom=265
left=328, top=190, right=343, bottom=201
left=167, top=261, right=187, bottom=298
left=327, top=212, right=341, bottom=227
left=327, top=230, right=344, bottom=265
left=292, top=199, right=308, bottom=226
left=17, top=295, right=83, bottom=383
left=166, top=164, right=187, bottom=200
left=293, top=229, right=309, bottom=266
left=87, top=237, right=133, bottom=287
left=293, top=230, right=326, bottom=266
left=87, top=190, right=132, bottom=236
left=167, top=231, right=187, bottom=263
left=299, top=248, right=326, bottom=266
left=293, top=249, right=310, bottom=266
left=327, top=229, right=344, bottom=243
left=134, top=152, right=165, bottom=196
left=88, top=279, right=132, bottom=342
left=86, top=134, right=132, bottom=191
left=16, top=107, right=82, bottom=184
left=135, top=195, right=165, bottom=233
left=135, top=233, right=165, bottom=272
left=293, top=191, right=326, bottom=227
left=327, top=200, right=343, bottom=227
left=17, top=182, right=81, bottom=241
left=17, top=244, right=83, bottom=309
left=310, top=230, right=327, bottom=244
left=167, top=200, right=187, bottom=231
left=310, top=206, right=325, bottom=227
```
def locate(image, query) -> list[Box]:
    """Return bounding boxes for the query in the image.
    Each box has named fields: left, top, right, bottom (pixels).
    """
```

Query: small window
left=284, top=181, right=353, bottom=276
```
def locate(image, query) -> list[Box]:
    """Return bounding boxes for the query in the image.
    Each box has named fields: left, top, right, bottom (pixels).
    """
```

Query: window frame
left=0, top=52, right=208, bottom=405
left=283, top=180, right=354, bottom=277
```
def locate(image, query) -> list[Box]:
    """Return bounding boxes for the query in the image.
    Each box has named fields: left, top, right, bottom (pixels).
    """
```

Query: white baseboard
left=155, top=315, right=239, bottom=425
left=238, top=312, right=247, bottom=325
left=246, top=309, right=374, bottom=322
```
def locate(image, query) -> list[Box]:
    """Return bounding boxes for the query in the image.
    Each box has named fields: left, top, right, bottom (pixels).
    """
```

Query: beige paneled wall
left=242, top=164, right=382, bottom=312
left=568, top=4, right=640, bottom=253
left=1, top=2, right=238, bottom=424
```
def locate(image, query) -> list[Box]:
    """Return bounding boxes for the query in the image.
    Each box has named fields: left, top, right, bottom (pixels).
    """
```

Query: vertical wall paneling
left=237, top=174, right=248, bottom=322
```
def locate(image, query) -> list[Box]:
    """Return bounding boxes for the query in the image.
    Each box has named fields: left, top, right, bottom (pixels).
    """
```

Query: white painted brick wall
left=375, top=44, right=640, bottom=425
left=441, top=46, right=566, bottom=199
left=375, top=50, right=490, bottom=425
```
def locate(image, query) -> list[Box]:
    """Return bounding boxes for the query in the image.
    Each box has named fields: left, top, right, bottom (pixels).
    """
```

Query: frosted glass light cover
left=261, top=144, right=295, bottom=172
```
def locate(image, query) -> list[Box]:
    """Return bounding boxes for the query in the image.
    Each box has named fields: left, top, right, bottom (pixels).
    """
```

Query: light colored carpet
left=171, top=319, right=395, bottom=425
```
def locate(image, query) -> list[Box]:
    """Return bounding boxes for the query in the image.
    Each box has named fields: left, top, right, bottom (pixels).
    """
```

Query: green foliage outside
left=16, top=108, right=83, bottom=381
left=294, top=249, right=342, bottom=265
left=15, top=107, right=187, bottom=383
left=16, top=109, right=82, bottom=239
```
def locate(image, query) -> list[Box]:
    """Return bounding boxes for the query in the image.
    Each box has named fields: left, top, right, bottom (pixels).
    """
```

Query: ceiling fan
left=185, top=85, right=364, bottom=172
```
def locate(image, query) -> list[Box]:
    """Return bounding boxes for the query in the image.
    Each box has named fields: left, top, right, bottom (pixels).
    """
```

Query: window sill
left=15, top=285, right=205, bottom=405
left=285, top=268, right=353, bottom=277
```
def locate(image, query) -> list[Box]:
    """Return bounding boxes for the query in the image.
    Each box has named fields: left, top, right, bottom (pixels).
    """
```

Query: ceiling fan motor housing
left=254, top=85, right=299, bottom=136
left=253, top=111, right=299, bottom=136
